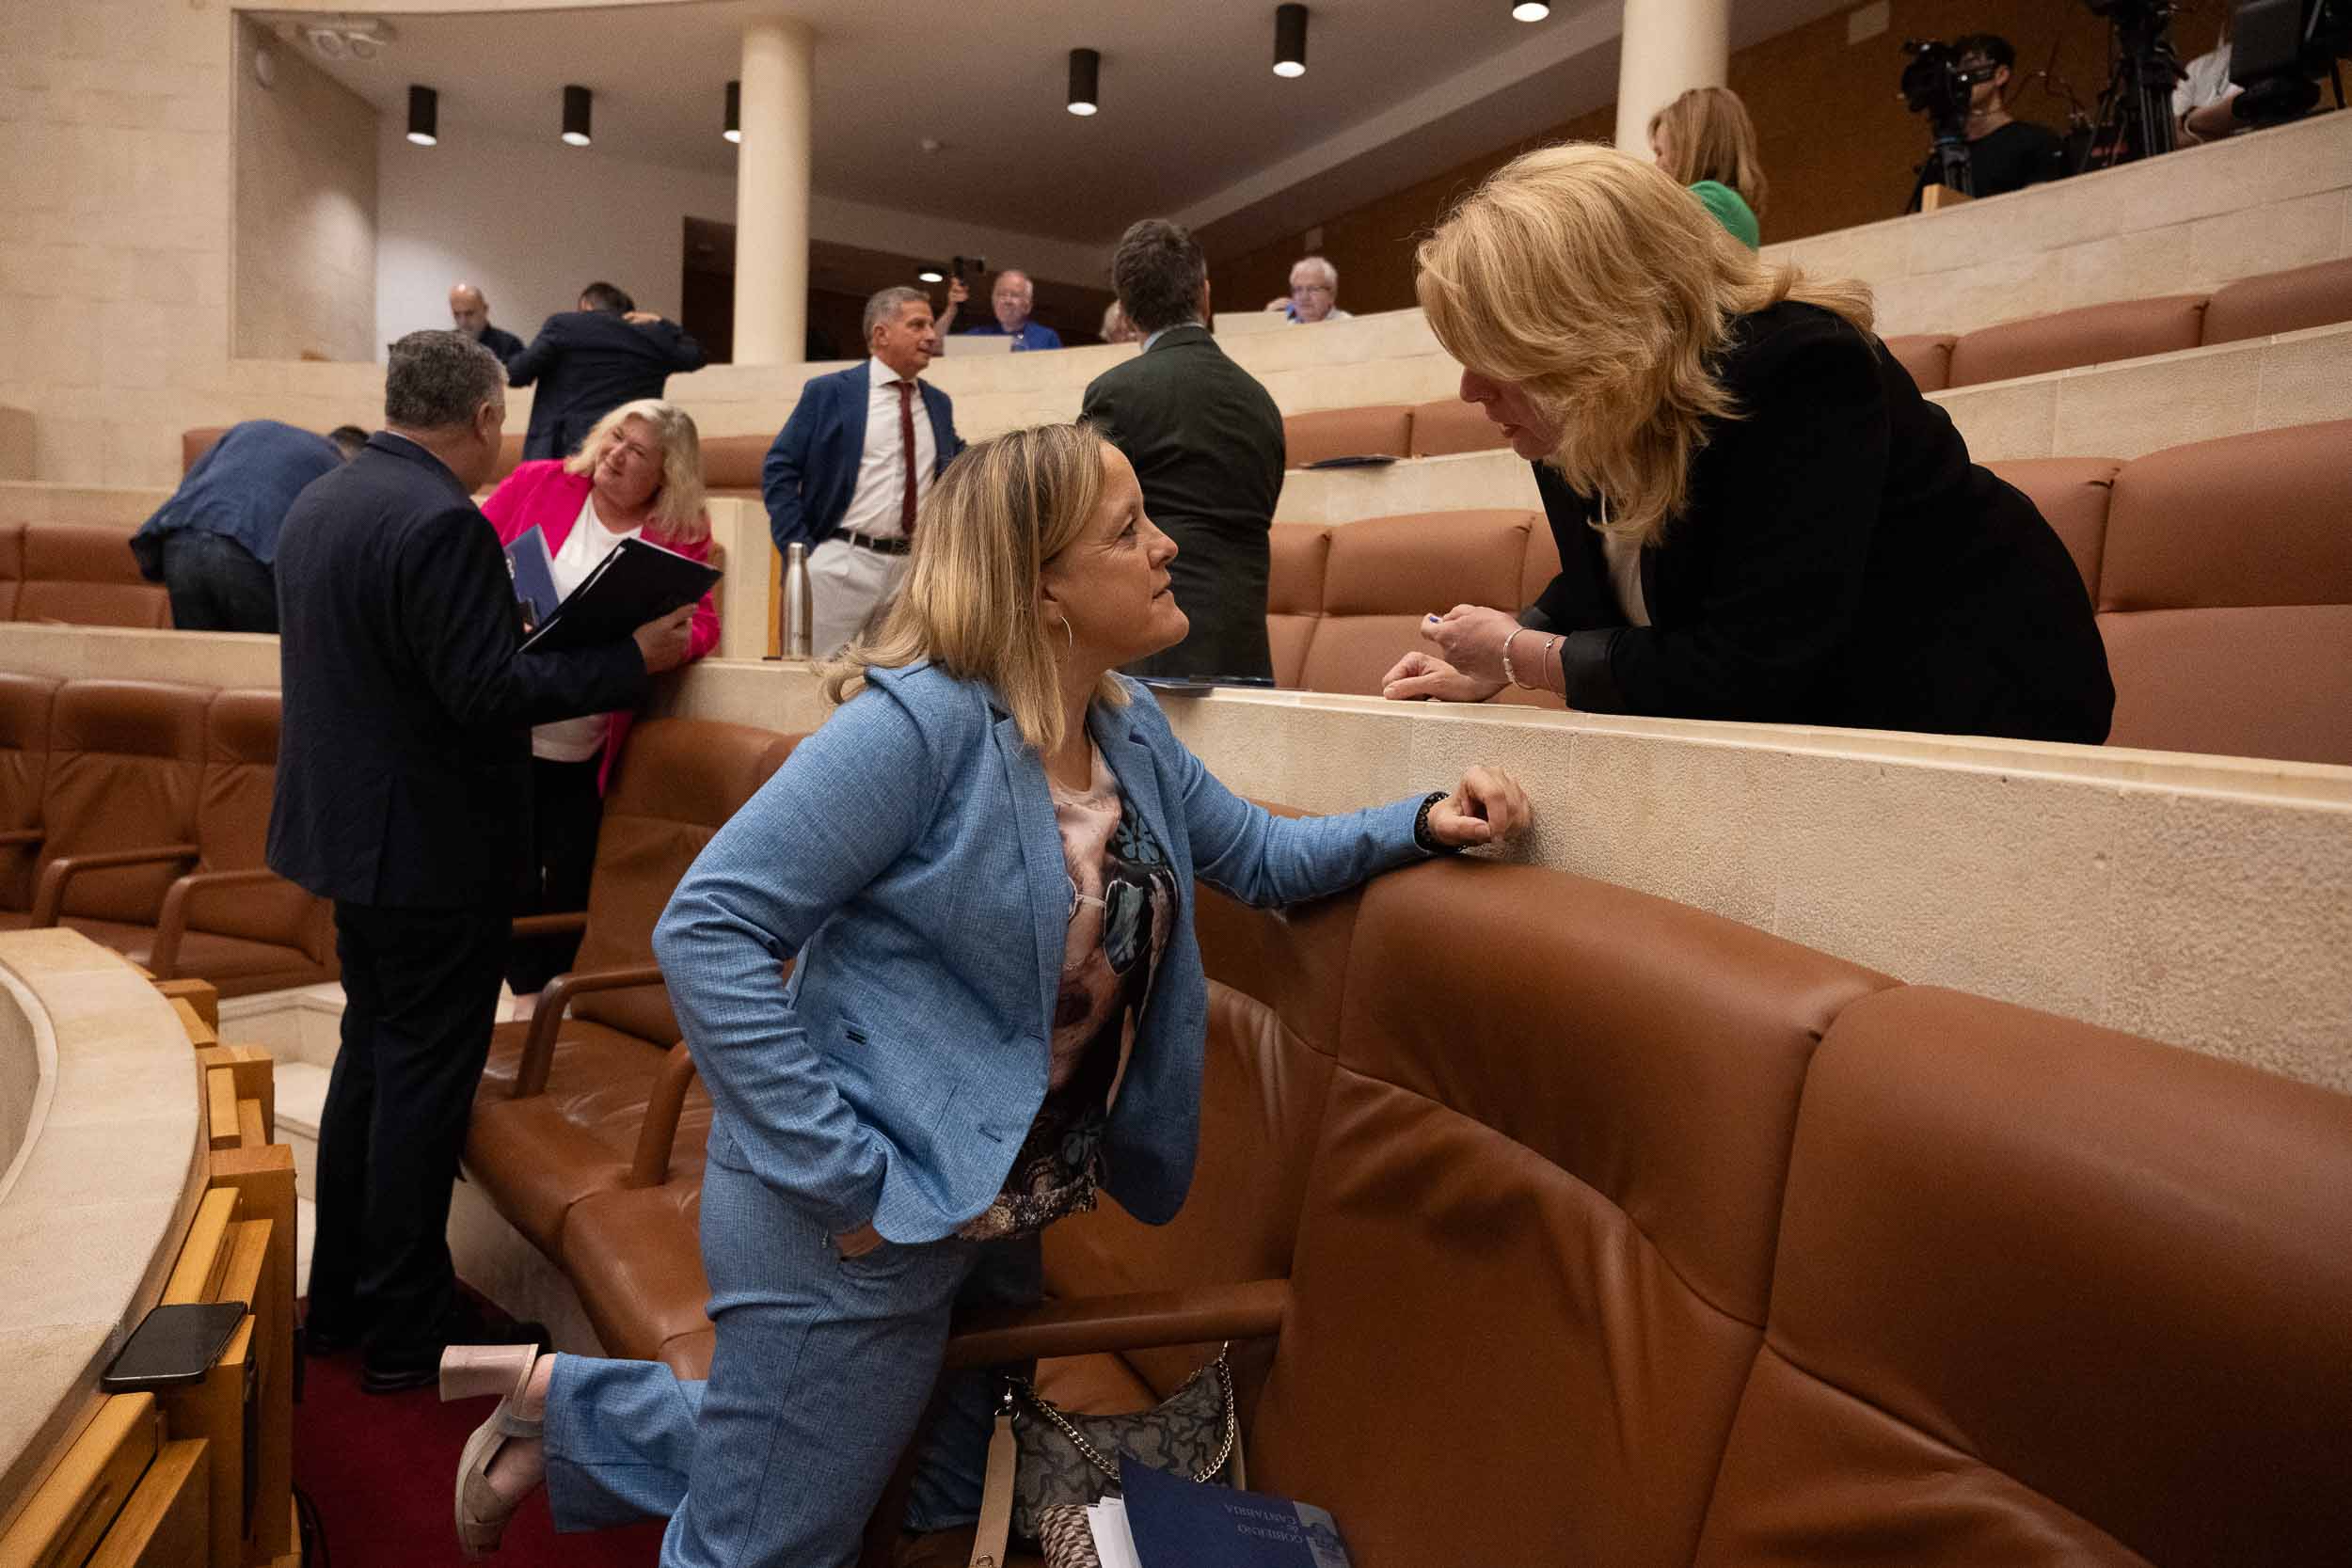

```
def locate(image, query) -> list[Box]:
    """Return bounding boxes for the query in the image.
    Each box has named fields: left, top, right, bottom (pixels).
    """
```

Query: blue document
left=503, top=526, right=559, bottom=635
left=1119, top=1456, right=1353, bottom=1568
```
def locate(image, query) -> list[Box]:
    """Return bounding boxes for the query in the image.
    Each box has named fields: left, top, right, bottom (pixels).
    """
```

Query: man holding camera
left=1955, top=34, right=2069, bottom=197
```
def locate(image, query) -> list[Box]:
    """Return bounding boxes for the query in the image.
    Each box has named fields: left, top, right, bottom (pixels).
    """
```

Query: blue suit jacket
left=652, top=664, right=1431, bottom=1242
left=760, top=363, right=964, bottom=555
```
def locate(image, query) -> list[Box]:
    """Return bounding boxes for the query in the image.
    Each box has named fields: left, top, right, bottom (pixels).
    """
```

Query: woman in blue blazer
left=437, top=422, right=1530, bottom=1564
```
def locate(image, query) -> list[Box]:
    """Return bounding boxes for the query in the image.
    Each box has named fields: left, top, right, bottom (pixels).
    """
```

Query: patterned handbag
left=966, top=1346, right=1243, bottom=1568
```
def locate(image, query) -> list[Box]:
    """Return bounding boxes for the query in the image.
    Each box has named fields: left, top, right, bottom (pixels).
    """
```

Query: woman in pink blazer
left=482, top=397, right=722, bottom=1002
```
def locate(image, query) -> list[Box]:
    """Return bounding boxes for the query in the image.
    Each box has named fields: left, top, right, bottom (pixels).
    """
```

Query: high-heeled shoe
left=439, top=1343, right=546, bottom=1560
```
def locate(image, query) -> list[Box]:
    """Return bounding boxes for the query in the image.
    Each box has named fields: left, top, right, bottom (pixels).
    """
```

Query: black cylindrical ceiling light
left=1273, top=4, right=1308, bottom=78
left=723, top=80, right=740, bottom=143
left=562, top=83, right=593, bottom=147
left=1067, top=48, right=1100, bottom=116
left=1512, top=1, right=1552, bottom=18
left=405, top=84, right=437, bottom=146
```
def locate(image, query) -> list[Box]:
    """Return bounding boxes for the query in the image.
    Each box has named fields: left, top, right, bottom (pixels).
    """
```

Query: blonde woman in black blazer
left=1384, top=145, right=2112, bottom=745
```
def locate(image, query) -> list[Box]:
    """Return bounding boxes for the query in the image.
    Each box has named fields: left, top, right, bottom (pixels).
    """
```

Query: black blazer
left=267, top=434, right=648, bottom=908
left=1531, top=302, right=2113, bottom=743
left=1081, top=325, right=1286, bottom=681
left=508, top=310, right=707, bottom=461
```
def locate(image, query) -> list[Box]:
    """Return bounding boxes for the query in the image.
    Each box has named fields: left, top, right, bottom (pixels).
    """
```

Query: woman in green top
left=1649, top=87, right=1769, bottom=250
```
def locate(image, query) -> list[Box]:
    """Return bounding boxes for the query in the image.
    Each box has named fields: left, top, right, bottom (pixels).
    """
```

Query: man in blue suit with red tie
left=761, top=286, right=965, bottom=657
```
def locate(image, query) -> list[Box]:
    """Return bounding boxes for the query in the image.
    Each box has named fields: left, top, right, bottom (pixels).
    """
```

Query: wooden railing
left=0, top=975, right=298, bottom=1568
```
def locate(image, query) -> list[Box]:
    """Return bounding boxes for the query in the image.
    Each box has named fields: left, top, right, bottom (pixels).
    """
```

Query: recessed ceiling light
left=1512, top=1, right=1551, bottom=19
left=918, top=269, right=945, bottom=283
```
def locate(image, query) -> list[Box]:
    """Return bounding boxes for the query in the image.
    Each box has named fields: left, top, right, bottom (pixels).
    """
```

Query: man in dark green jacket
left=1079, top=219, right=1286, bottom=682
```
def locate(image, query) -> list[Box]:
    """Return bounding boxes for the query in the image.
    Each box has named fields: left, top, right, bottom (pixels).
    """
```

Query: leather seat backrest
left=1247, top=860, right=1891, bottom=1568
left=1947, top=293, right=2208, bottom=388
left=0, top=521, right=23, bottom=620
left=1282, top=406, right=1412, bottom=468
left=1983, top=457, right=2122, bottom=600
left=568, top=720, right=803, bottom=1043
left=1265, top=526, right=1331, bottom=688
left=1695, top=986, right=2352, bottom=1566
left=1406, top=397, right=1509, bottom=458
left=0, top=673, right=57, bottom=910
left=40, top=680, right=210, bottom=921
left=2201, top=255, right=2352, bottom=346
left=1045, top=873, right=1360, bottom=1397
left=2095, top=420, right=2352, bottom=763
left=1295, top=511, right=1541, bottom=696
left=198, top=689, right=324, bottom=957
left=699, top=435, right=769, bottom=497
left=16, top=526, right=171, bottom=628
left=182, top=428, right=228, bottom=474
left=1883, top=333, right=1957, bottom=391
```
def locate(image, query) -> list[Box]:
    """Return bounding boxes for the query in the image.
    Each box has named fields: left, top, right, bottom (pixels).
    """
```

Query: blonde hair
left=1415, top=142, right=1873, bottom=546
left=823, top=423, right=1128, bottom=753
left=564, top=399, right=709, bottom=542
left=1649, top=87, right=1771, bottom=218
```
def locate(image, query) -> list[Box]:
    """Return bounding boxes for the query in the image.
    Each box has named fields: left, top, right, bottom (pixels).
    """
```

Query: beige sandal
left=439, top=1343, right=546, bottom=1560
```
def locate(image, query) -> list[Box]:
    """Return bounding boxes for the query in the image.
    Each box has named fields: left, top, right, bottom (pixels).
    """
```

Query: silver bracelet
left=1502, top=627, right=1529, bottom=689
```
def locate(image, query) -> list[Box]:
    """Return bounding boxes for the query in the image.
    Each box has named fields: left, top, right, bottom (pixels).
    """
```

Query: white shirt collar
left=866, top=356, right=918, bottom=388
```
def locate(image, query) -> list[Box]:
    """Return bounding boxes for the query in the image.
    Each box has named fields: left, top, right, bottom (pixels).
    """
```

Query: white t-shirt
left=531, top=494, right=641, bottom=763
left=835, top=358, right=938, bottom=543
left=2175, top=41, right=2237, bottom=120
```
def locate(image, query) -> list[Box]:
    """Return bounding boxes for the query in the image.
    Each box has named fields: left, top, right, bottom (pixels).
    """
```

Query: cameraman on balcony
left=1954, top=34, right=2069, bottom=197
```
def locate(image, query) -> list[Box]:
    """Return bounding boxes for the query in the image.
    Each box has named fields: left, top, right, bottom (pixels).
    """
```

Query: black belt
left=835, top=531, right=912, bottom=556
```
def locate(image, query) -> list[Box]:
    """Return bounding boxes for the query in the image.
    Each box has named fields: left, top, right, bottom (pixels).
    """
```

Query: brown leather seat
left=1983, top=456, right=2122, bottom=599
left=0, top=522, right=24, bottom=620
left=1694, top=985, right=2352, bottom=1564
left=34, top=680, right=208, bottom=935
left=2095, top=419, right=2352, bottom=764
left=1883, top=333, right=1957, bottom=391
left=466, top=719, right=799, bottom=1257
left=2201, top=254, right=2352, bottom=346
left=1406, top=397, right=1508, bottom=458
left=142, top=689, right=335, bottom=996
left=700, top=435, right=768, bottom=498
left=1288, top=511, right=1545, bottom=696
left=1947, top=293, right=2208, bottom=388
left=1264, top=526, right=1331, bottom=689
left=15, top=525, right=171, bottom=628
left=1282, top=406, right=1412, bottom=468
left=182, top=428, right=228, bottom=473
left=0, top=673, right=57, bottom=912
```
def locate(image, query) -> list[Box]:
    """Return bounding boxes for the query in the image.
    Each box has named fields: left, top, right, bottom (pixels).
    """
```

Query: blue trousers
left=543, top=1157, right=1040, bottom=1567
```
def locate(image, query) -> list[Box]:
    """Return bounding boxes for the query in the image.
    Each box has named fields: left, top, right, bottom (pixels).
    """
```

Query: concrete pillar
left=732, top=16, right=814, bottom=365
left=1613, top=0, right=1731, bottom=154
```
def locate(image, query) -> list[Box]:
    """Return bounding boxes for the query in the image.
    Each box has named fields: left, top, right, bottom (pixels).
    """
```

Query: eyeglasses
left=1291, top=283, right=1334, bottom=296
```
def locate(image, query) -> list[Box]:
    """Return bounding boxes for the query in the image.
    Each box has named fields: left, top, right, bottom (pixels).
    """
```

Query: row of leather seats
left=1888, top=252, right=2352, bottom=391
left=1277, top=255, right=2352, bottom=466
left=0, top=522, right=171, bottom=628
left=0, top=675, right=333, bottom=995
left=1265, top=418, right=2352, bottom=767
left=449, top=712, right=2352, bottom=1568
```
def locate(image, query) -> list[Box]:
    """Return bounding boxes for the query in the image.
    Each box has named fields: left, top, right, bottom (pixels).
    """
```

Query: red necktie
left=897, top=380, right=918, bottom=539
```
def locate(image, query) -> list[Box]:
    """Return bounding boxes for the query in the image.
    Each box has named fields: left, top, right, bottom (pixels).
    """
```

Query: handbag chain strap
left=1007, top=1345, right=1237, bottom=1485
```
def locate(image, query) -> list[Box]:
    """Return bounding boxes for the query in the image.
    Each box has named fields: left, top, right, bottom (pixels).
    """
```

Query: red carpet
left=294, top=1341, right=670, bottom=1567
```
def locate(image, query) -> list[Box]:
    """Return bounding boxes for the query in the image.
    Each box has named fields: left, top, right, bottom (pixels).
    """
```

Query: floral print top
left=958, top=743, right=1177, bottom=1242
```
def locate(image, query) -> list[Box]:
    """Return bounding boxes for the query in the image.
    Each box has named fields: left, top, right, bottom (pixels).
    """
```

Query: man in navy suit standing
left=762, top=286, right=966, bottom=657
left=270, top=330, right=693, bottom=1392
left=508, top=280, right=707, bottom=461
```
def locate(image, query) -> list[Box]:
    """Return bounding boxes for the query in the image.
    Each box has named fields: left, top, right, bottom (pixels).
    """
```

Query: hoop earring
left=1057, top=617, right=1074, bottom=656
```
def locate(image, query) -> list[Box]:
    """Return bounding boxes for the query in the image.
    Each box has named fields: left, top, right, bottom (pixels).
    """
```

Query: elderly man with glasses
left=1272, top=255, right=1353, bottom=324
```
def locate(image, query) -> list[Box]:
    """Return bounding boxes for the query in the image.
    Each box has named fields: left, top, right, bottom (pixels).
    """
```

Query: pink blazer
left=482, top=459, right=723, bottom=794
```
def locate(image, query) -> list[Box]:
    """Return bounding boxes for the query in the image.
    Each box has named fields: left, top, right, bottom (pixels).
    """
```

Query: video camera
left=2231, top=0, right=2352, bottom=124
left=1899, top=38, right=2000, bottom=133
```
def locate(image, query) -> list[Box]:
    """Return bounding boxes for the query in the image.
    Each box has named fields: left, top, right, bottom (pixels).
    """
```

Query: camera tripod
left=2083, top=0, right=2182, bottom=167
